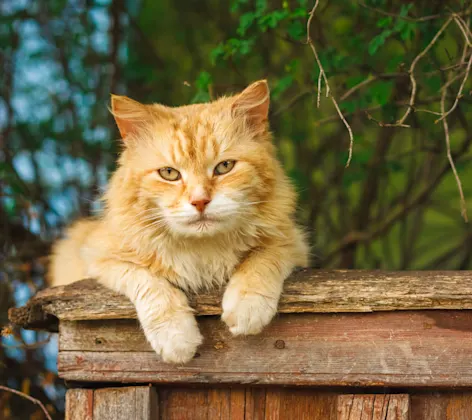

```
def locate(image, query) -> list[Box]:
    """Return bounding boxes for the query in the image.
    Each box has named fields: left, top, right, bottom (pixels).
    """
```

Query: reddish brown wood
left=411, top=392, right=472, bottom=420
left=65, top=389, right=93, bottom=420
left=337, top=395, right=409, bottom=420
left=264, top=389, right=336, bottom=420
left=58, top=311, right=472, bottom=387
left=229, top=389, right=246, bottom=419
left=64, top=388, right=472, bottom=419
left=445, top=393, right=472, bottom=420
left=245, top=388, right=266, bottom=420
left=156, top=387, right=247, bottom=420
left=156, top=388, right=336, bottom=420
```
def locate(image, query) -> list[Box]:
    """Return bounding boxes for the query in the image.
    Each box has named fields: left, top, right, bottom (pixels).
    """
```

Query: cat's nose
left=191, top=198, right=211, bottom=213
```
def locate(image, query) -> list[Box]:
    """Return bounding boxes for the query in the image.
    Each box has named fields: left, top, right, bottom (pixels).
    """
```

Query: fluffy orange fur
left=49, top=81, right=309, bottom=363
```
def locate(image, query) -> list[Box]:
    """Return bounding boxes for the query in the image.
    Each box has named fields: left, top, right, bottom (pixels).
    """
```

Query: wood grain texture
left=157, top=387, right=247, bottom=420
left=10, top=270, right=472, bottom=331
left=58, top=311, right=472, bottom=387
left=337, top=395, right=409, bottom=420
left=264, top=389, right=336, bottom=420
left=93, top=387, right=157, bottom=420
left=65, top=389, right=93, bottom=420
left=65, top=387, right=157, bottom=420
left=156, top=387, right=336, bottom=420
left=411, top=392, right=472, bottom=420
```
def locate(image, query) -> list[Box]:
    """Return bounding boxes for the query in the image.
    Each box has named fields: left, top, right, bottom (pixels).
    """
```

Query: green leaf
left=424, top=75, right=441, bottom=92
left=272, top=75, right=294, bottom=99
left=231, top=0, right=249, bottom=13
left=210, top=44, right=225, bottom=65
left=400, top=22, right=416, bottom=41
left=287, top=20, right=305, bottom=40
left=237, top=12, right=256, bottom=36
left=258, top=10, right=288, bottom=31
left=372, top=80, right=394, bottom=106
left=340, top=100, right=361, bottom=114
left=346, top=75, right=365, bottom=89
left=191, top=72, right=213, bottom=104
left=256, top=0, right=267, bottom=13
left=377, top=16, right=392, bottom=28
left=195, top=71, right=212, bottom=91
left=191, top=91, right=210, bottom=104
left=368, top=29, right=392, bottom=55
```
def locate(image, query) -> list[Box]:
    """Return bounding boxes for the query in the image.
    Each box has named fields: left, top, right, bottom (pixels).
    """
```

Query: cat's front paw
left=222, top=285, right=278, bottom=336
left=145, top=312, right=203, bottom=364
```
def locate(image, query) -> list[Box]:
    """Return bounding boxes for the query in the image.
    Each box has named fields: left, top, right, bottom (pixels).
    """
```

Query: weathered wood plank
left=10, top=270, right=472, bottom=331
left=93, top=387, right=157, bottom=420
left=264, top=389, right=336, bottom=420
left=386, top=395, right=410, bottom=420
left=410, top=392, right=472, bottom=420
left=58, top=311, right=472, bottom=387
left=337, top=395, right=409, bottom=420
left=156, top=387, right=246, bottom=420
left=65, top=389, right=93, bottom=420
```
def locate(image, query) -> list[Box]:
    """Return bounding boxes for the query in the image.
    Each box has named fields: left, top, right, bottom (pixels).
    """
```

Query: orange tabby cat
left=49, top=80, right=309, bottom=363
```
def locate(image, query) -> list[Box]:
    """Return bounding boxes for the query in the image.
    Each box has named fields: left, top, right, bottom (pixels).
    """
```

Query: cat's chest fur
left=157, top=238, right=253, bottom=292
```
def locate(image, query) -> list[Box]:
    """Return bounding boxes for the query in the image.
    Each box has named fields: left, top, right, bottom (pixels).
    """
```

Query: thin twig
left=414, top=70, right=468, bottom=115
left=380, top=16, right=454, bottom=127
left=441, top=80, right=468, bottom=222
left=317, top=70, right=322, bottom=107
left=2, top=334, right=52, bottom=349
left=436, top=52, right=472, bottom=123
left=454, top=14, right=472, bottom=46
left=331, top=97, right=354, bottom=166
left=315, top=96, right=441, bottom=126
left=366, top=111, right=410, bottom=127
left=306, top=0, right=354, bottom=166
left=358, top=1, right=441, bottom=22
left=272, top=89, right=314, bottom=116
left=340, top=76, right=376, bottom=101
left=414, top=108, right=443, bottom=116
left=0, top=385, right=53, bottom=420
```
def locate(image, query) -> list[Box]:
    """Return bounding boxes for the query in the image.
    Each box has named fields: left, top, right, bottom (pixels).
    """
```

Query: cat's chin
left=170, top=217, right=235, bottom=238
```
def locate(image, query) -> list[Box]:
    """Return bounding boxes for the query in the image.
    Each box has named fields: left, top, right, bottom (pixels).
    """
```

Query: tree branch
left=0, top=385, right=52, bottom=420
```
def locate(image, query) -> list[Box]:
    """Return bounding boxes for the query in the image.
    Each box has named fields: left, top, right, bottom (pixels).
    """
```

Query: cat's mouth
left=185, top=215, right=221, bottom=226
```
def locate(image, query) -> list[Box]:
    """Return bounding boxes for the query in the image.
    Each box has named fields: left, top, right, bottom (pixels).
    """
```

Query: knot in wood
left=214, top=341, right=225, bottom=350
left=274, top=340, right=285, bottom=349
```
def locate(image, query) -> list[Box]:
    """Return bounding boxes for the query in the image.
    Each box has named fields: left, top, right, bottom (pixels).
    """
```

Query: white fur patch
left=221, top=283, right=279, bottom=335
left=141, top=309, right=203, bottom=364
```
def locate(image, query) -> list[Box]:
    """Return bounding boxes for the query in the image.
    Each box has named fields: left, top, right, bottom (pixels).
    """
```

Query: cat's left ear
left=110, top=95, right=150, bottom=140
left=232, top=80, right=270, bottom=131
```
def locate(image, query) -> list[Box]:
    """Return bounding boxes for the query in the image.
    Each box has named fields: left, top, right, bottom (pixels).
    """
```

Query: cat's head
left=109, top=81, right=279, bottom=238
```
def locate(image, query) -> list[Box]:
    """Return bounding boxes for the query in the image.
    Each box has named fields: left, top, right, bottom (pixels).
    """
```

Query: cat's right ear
left=110, top=95, right=150, bottom=140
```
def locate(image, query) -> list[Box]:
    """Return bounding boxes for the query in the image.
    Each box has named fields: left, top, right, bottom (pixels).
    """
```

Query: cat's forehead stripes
left=170, top=117, right=221, bottom=167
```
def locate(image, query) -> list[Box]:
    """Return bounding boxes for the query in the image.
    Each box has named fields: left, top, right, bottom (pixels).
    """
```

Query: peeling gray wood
left=9, top=270, right=472, bottom=331
left=65, top=387, right=158, bottom=420
left=57, top=311, right=472, bottom=387
left=93, top=387, right=158, bottom=420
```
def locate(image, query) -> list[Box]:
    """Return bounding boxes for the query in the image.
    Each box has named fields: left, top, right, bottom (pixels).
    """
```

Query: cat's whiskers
left=131, top=219, right=168, bottom=238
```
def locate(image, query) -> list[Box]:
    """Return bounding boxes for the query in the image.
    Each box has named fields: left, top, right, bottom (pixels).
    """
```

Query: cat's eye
left=158, top=167, right=181, bottom=181
left=214, top=160, right=236, bottom=176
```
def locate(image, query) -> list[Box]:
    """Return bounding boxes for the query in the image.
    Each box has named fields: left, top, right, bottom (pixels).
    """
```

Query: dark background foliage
left=1, top=0, right=472, bottom=417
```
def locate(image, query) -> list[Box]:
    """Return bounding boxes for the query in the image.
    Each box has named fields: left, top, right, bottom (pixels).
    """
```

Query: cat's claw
left=145, top=312, right=203, bottom=364
left=221, top=286, right=278, bottom=336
